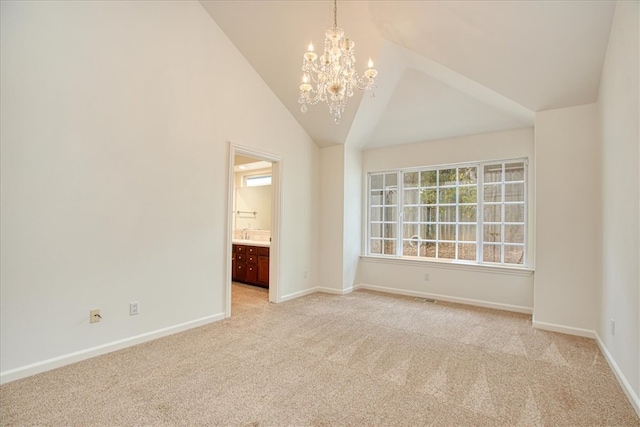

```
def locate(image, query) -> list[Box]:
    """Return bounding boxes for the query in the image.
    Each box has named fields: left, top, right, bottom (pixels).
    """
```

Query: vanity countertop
left=232, top=239, right=270, bottom=248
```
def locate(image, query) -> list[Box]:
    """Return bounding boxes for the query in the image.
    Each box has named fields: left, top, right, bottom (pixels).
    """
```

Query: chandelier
left=298, top=0, right=378, bottom=124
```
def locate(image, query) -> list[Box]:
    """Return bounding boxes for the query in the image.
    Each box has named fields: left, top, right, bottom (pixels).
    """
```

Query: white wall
left=319, top=146, right=345, bottom=292
left=0, top=1, right=318, bottom=381
left=234, top=167, right=272, bottom=231
left=597, top=0, right=640, bottom=401
left=534, top=104, right=600, bottom=333
left=358, top=128, right=535, bottom=312
left=343, top=145, right=362, bottom=291
left=235, top=185, right=271, bottom=230
left=318, top=144, right=362, bottom=294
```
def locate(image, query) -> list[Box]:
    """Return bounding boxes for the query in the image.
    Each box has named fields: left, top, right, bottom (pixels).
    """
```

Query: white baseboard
left=0, top=312, right=225, bottom=385
left=594, top=332, right=640, bottom=418
left=531, top=320, right=596, bottom=338
left=279, top=287, right=318, bottom=302
left=355, top=283, right=533, bottom=314
left=316, top=286, right=354, bottom=295
left=280, top=286, right=354, bottom=302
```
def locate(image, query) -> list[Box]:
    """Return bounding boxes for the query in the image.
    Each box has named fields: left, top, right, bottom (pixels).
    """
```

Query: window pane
left=484, top=224, right=501, bottom=242
left=403, top=223, right=419, bottom=239
left=383, top=239, right=396, bottom=255
left=383, top=223, right=396, bottom=239
left=421, top=170, right=437, bottom=187
left=504, top=225, right=524, bottom=243
left=371, top=190, right=383, bottom=205
left=459, top=186, right=477, bottom=203
left=384, top=189, right=397, bottom=205
left=439, top=188, right=457, bottom=204
left=421, top=224, right=437, bottom=240
left=385, top=173, right=397, bottom=187
left=484, top=164, right=502, bottom=183
left=457, top=243, right=477, bottom=261
left=371, top=174, right=383, bottom=190
left=459, top=167, right=477, bottom=184
left=458, top=224, right=477, bottom=242
left=403, top=206, right=418, bottom=222
left=371, top=223, right=383, bottom=238
left=505, top=163, right=525, bottom=182
left=505, top=245, right=524, bottom=264
left=245, top=175, right=271, bottom=187
left=404, top=171, right=419, bottom=188
left=483, top=244, right=501, bottom=263
left=484, top=185, right=502, bottom=203
left=420, top=242, right=436, bottom=258
left=403, top=240, right=419, bottom=256
left=505, top=183, right=524, bottom=202
left=483, top=204, right=501, bottom=222
left=370, top=207, right=382, bottom=221
left=439, top=224, right=456, bottom=241
left=459, top=205, right=477, bottom=222
left=384, top=207, right=397, bottom=221
left=370, top=239, right=382, bottom=254
left=421, top=189, right=437, bottom=205
left=439, top=169, right=457, bottom=186
left=404, top=189, right=419, bottom=205
left=439, top=206, right=456, bottom=222
left=505, top=204, right=524, bottom=223
left=421, top=206, right=437, bottom=222
left=438, top=242, right=455, bottom=259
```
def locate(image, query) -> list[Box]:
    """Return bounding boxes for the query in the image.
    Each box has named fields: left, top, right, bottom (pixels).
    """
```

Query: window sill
left=359, top=255, right=534, bottom=277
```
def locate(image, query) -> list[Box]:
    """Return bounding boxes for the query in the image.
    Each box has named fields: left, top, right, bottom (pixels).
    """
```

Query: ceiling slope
left=200, top=1, right=615, bottom=149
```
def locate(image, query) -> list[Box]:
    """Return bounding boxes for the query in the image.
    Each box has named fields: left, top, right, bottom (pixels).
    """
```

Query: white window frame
left=366, top=158, right=528, bottom=267
left=368, top=172, right=400, bottom=256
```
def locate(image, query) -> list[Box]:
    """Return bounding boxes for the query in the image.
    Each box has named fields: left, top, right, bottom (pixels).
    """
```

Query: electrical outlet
left=304, top=271, right=308, bottom=279
left=90, top=309, right=101, bottom=323
left=424, top=273, right=430, bottom=281
left=611, top=319, right=615, bottom=336
left=130, top=302, right=139, bottom=316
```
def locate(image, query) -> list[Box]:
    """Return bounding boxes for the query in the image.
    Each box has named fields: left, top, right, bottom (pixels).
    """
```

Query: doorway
left=226, top=144, right=282, bottom=317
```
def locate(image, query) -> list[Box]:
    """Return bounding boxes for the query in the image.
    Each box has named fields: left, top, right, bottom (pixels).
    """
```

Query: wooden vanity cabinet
left=257, top=247, right=270, bottom=286
left=245, top=253, right=258, bottom=284
left=232, top=244, right=269, bottom=288
left=233, top=251, right=246, bottom=282
left=231, top=251, right=235, bottom=279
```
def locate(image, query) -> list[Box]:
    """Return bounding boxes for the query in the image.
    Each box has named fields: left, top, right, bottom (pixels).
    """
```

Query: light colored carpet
left=1, top=284, right=639, bottom=426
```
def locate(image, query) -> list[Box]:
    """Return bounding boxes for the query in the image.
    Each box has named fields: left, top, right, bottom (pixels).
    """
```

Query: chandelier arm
left=350, top=76, right=375, bottom=91
left=305, top=66, right=323, bottom=80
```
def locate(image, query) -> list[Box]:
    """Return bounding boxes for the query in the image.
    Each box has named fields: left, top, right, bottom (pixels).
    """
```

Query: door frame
left=225, top=142, right=283, bottom=317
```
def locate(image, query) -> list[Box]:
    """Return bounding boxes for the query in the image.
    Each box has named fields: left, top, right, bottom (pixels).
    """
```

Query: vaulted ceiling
left=200, top=1, right=615, bottom=149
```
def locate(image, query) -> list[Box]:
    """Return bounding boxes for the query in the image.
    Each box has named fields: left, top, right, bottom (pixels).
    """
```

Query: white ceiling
left=233, top=157, right=272, bottom=172
left=200, top=1, right=615, bottom=149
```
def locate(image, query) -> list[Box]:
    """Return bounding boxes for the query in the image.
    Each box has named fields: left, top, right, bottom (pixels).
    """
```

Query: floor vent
left=414, top=297, right=437, bottom=303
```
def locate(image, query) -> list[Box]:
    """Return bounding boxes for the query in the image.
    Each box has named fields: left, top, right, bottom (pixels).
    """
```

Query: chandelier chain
left=333, top=0, right=337, bottom=28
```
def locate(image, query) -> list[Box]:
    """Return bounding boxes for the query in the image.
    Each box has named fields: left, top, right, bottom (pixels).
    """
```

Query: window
left=244, top=174, right=272, bottom=187
left=367, top=159, right=527, bottom=266
left=369, top=172, right=398, bottom=255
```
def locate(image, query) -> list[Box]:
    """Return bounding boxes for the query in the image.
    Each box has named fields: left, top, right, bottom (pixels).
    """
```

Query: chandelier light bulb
left=299, top=73, right=312, bottom=94
left=297, top=0, right=378, bottom=124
